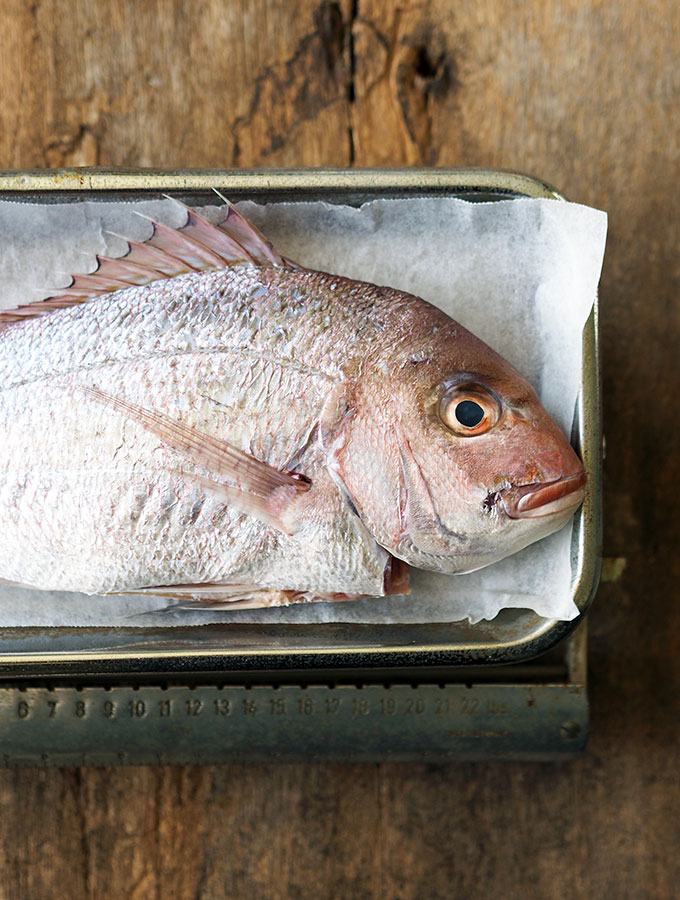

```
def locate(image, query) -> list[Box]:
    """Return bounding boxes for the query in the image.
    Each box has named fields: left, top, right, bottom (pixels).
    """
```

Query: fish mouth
left=501, top=471, right=586, bottom=519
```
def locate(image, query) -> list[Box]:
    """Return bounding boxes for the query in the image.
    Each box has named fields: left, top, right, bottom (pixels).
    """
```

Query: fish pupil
left=455, top=400, right=484, bottom=427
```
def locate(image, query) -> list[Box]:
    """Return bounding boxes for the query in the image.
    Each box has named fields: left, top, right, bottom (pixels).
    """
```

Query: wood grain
left=0, top=1, right=679, bottom=898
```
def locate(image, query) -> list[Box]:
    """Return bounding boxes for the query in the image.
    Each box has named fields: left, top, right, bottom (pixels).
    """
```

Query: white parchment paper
left=0, top=196, right=607, bottom=626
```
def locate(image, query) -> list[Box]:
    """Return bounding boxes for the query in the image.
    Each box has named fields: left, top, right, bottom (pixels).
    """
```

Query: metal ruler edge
left=0, top=683, right=587, bottom=765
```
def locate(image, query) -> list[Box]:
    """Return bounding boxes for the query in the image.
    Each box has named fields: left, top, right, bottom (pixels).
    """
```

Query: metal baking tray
left=0, top=168, right=601, bottom=678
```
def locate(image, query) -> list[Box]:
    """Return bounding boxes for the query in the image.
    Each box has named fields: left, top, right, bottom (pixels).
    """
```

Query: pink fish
left=0, top=198, right=585, bottom=609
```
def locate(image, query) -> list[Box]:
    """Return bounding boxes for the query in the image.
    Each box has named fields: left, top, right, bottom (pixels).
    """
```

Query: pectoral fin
left=84, top=387, right=311, bottom=534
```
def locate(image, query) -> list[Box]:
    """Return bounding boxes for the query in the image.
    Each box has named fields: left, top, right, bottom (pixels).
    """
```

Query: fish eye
left=439, top=384, right=501, bottom=437
left=455, top=400, right=484, bottom=427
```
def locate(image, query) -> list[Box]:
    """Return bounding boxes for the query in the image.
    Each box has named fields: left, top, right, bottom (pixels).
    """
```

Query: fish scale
left=0, top=201, right=585, bottom=608
left=0, top=264, right=392, bottom=597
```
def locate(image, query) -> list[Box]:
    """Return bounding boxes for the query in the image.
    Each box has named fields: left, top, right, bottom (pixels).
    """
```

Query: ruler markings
left=0, top=684, right=587, bottom=764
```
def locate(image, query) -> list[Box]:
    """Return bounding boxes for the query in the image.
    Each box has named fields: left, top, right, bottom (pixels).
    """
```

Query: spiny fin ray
left=0, top=197, right=292, bottom=330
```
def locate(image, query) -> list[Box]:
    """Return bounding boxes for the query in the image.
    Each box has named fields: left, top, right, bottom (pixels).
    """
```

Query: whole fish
left=0, top=198, right=585, bottom=609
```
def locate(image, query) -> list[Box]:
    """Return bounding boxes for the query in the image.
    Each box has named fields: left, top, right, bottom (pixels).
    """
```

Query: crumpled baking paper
left=0, top=195, right=607, bottom=626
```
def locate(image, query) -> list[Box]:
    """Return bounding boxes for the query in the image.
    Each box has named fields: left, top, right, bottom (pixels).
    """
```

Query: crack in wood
left=230, top=2, right=352, bottom=165
left=348, top=0, right=358, bottom=164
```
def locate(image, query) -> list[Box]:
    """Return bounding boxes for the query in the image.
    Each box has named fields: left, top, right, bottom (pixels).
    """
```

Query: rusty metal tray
left=0, top=168, right=601, bottom=679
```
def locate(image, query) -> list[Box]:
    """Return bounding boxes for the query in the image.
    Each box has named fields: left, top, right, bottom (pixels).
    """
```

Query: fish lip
left=501, top=471, right=587, bottom=519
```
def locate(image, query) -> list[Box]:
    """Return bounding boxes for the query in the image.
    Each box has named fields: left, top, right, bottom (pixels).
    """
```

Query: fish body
left=0, top=202, right=585, bottom=607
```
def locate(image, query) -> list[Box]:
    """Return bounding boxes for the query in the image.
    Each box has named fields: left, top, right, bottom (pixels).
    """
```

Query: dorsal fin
left=0, top=197, right=291, bottom=330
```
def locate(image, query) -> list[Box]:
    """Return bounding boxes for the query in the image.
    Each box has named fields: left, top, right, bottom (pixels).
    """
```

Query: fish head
left=328, top=302, right=586, bottom=574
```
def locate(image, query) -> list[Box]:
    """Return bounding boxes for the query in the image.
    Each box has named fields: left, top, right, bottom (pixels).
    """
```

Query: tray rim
left=0, top=167, right=601, bottom=675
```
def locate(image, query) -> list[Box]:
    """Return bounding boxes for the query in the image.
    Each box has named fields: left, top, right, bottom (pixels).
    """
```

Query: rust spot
left=601, top=556, right=627, bottom=582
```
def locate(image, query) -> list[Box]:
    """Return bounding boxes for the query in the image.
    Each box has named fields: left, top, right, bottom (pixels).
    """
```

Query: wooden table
left=0, top=2, right=678, bottom=897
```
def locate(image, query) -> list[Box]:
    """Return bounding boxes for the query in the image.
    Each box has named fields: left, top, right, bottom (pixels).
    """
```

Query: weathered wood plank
left=0, top=0, right=678, bottom=898
left=0, top=0, right=354, bottom=169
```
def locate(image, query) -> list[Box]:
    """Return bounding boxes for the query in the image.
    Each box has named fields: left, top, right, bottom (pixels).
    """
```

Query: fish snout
left=501, top=471, right=586, bottom=519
